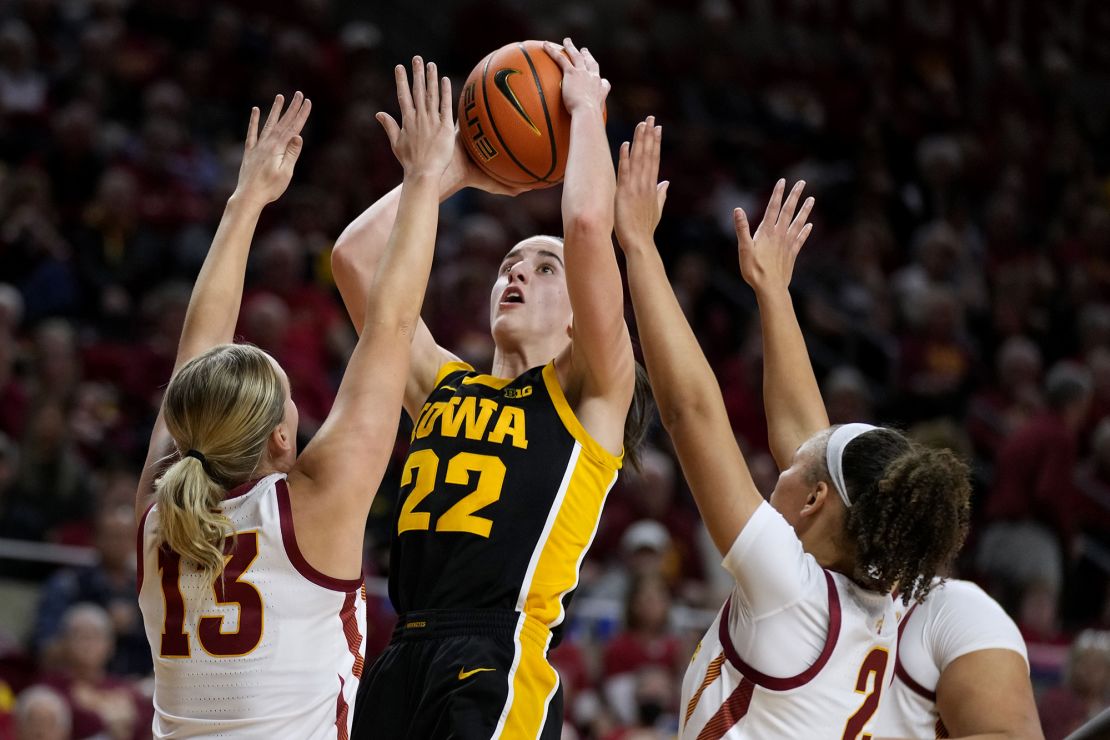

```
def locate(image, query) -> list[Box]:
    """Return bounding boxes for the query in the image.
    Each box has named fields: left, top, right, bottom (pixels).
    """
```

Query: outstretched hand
left=544, top=37, right=609, bottom=116
left=377, top=57, right=455, bottom=179
left=235, top=92, right=312, bottom=209
left=615, top=116, right=668, bottom=253
left=735, top=179, right=815, bottom=294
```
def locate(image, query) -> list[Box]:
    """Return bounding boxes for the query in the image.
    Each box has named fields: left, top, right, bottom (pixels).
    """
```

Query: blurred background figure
left=12, top=684, right=71, bottom=740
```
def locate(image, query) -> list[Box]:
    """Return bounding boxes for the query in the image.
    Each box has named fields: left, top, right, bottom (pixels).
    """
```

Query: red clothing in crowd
left=986, top=411, right=1080, bottom=543
left=602, top=631, right=682, bottom=679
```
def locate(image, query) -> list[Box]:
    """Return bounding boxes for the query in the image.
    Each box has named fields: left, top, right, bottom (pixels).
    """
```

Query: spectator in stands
left=3, top=400, right=91, bottom=542
left=978, top=361, right=1093, bottom=607
left=966, top=336, right=1043, bottom=461
left=603, top=574, right=681, bottom=680
left=32, top=505, right=149, bottom=677
left=39, top=604, right=149, bottom=740
left=1040, top=630, right=1110, bottom=740
left=12, top=685, right=71, bottom=740
left=586, top=520, right=673, bottom=605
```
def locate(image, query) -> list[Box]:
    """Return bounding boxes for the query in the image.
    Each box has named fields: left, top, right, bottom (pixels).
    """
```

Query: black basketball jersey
left=388, top=360, right=622, bottom=640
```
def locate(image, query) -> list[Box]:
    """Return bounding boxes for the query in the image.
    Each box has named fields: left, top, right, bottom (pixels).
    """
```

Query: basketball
left=459, top=40, right=589, bottom=187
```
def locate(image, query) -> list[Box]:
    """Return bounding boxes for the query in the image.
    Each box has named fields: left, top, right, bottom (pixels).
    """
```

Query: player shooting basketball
left=332, top=39, right=647, bottom=739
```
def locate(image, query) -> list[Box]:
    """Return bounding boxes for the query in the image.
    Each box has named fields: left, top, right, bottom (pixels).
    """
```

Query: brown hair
left=155, top=344, right=286, bottom=581
left=622, top=362, right=655, bottom=471
left=810, top=427, right=971, bottom=604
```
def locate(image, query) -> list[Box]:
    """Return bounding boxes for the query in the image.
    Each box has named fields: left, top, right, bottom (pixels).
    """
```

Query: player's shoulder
left=919, top=578, right=1026, bottom=665
left=922, top=578, right=1003, bottom=618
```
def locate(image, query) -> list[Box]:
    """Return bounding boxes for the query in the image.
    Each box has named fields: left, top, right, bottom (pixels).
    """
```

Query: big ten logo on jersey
left=462, top=82, right=498, bottom=162
left=412, top=395, right=528, bottom=450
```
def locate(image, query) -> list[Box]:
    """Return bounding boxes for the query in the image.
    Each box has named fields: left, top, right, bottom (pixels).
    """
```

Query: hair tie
left=825, top=423, right=880, bottom=508
left=184, top=449, right=212, bottom=476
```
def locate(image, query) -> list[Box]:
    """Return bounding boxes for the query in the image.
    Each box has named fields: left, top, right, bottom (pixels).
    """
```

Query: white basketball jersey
left=137, top=473, right=366, bottom=739
left=875, top=579, right=1027, bottom=739
left=680, top=504, right=898, bottom=739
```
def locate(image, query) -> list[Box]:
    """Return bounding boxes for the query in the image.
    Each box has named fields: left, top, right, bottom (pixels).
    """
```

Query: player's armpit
left=934, top=649, right=1044, bottom=740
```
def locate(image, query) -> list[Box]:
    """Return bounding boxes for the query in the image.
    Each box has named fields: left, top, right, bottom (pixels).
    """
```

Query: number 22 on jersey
left=842, top=647, right=889, bottom=740
left=397, top=450, right=506, bottom=538
left=158, top=531, right=264, bottom=658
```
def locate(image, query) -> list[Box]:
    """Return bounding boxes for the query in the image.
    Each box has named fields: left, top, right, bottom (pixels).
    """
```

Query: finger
left=617, top=141, right=630, bottom=182
left=291, top=97, right=312, bottom=134
left=245, top=106, right=260, bottom=149
left=411, top=56, right=427, bottom=117
left=788, top=196, right=815, bottom=240
left=424, top=60, right=437, bottom=115
left=600, top=78, right=611, bottom=101
left=563, top=37, right=584, bottom=68
left=656, top=181, right=669, bottom=212
left=394, top=64, right=415, bottom=122
left=630, top=121, right=647, bottom=177
left=261, top=94, right=285, bottom=136
left=762, top=179, right=785, bottom=228
left=439, top=76, right=452, bottom=123
left=376, top=112, right=401, bottom=149
left=793, top=222, right=814, bottom=254
left=734, top=207, right=754, bottom=246
left=543, top=41, right=571, bottom=71
left=643, top=117, right=657, bottom=181
left=581, top=46, right=600, bottom=73
left=278, top=91, right=304, bottom=130
left=778, top=180, right=806, bottom=228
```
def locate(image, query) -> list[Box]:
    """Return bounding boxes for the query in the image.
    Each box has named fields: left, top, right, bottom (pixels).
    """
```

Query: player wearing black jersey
left=332, top=40, right=637, bottom=739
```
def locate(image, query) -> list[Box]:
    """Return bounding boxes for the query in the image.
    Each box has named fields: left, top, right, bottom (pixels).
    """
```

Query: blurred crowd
left=1, top=0, right=1110, bottom=737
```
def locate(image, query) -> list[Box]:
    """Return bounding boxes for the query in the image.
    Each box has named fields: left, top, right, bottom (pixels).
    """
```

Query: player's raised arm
left=291, top=58, right=454, bottom=511
left=614, top=120, right=761, bottom=555
left=135, top=93, right=311, bottom=521
left=544, top=39, right=635, bottom=423
left=330, top=122, right=523, bottom=420
left=736, top=181, right=827, bottom=470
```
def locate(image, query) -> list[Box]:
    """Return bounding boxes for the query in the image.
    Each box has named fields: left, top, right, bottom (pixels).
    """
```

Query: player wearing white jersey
left=681, top=504, right=897, bottom=739
left=133, top=61, right=456, bottom=738
left=137, top=473, right=366, bottom=737
left=875, top=578, right=1041, bottom=739
left=614, top=127, right=972, bottom=738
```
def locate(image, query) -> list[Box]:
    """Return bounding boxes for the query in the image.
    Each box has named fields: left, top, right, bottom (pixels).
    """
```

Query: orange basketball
left=458, top=40, right=590, bottom=187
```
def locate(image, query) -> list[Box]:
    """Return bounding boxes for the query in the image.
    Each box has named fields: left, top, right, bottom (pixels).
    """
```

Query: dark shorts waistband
left=391, top=609, right=521, bottom=642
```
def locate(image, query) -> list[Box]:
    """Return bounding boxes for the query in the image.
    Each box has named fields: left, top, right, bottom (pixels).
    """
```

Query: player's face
left=489, top=237, right=573, bottom=345
left=768, top=435, right=824, bottom=529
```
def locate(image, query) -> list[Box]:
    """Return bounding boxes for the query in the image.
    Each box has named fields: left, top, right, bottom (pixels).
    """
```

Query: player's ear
left=799, top=481, right=829, bottom=519
left=268, top=422, right=293, bottom=459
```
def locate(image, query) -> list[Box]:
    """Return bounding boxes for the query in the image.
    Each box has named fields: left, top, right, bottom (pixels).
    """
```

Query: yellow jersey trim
left=462, top=373, right=515, bottom=390
left=433, top=360, right=474, bottom=389
left=541, top=362, right=622, bottom=470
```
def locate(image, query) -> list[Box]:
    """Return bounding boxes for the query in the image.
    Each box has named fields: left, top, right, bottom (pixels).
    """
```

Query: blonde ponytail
left=155, top=344, right=287, bottom=582
left=156, top=455, right=234, bottom=580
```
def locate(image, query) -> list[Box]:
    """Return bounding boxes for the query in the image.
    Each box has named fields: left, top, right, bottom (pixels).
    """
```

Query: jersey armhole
left=541, top=362, right=622, bottom=469
left=433, top=360, right=474, bottom=389
left=718, top=569, right=842, bottom=690
left=894, top=602, right=937, bottom=701
left=276, top=479, right=364, bottom=593
left=135, top=502, right=155, bottom=596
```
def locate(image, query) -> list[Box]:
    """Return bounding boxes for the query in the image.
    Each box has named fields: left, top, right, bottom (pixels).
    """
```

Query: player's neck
left=491, top=337, right=565, bottom=379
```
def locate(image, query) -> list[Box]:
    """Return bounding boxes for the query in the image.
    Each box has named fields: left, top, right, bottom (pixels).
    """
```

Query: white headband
left=825, top=423, right=880, bottom=508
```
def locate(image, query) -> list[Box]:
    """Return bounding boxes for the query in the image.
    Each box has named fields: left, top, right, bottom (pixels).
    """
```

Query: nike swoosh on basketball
left=458, top=667, right=496, bottom=680
left=493, top=69, right=541, bottom=136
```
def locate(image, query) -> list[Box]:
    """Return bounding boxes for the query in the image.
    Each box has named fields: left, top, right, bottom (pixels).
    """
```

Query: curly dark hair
left=810, top=427, right=971, bottom=605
